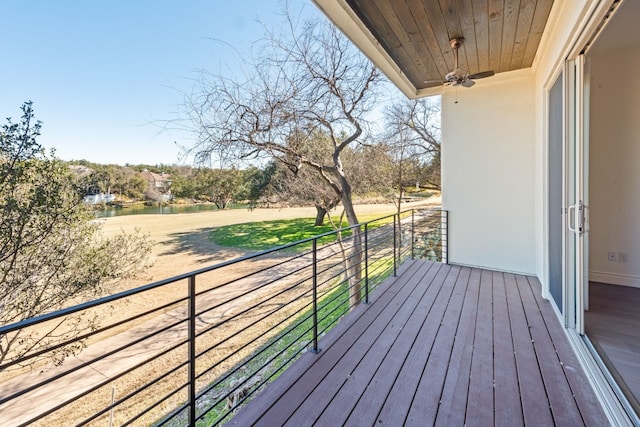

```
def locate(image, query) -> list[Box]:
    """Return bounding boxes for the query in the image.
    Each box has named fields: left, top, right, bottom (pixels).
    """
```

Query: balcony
left=0, top=208, right=607, bottom=426
left=228, top=260, right=608, bottom=426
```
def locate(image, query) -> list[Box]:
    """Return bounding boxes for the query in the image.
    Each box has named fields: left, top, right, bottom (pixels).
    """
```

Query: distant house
left=140, top=169, right=172, bottom=201
left=140, top=169, right=172, bottom=193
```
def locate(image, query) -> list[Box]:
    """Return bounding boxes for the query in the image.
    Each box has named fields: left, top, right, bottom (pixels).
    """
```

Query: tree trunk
left=337, top=175, right=363, bottom=309
left=314, top=205, right=327, bottom=226
left=314, top=199, right=340, bottom=226
left=397, top=186, right=403, bottom=250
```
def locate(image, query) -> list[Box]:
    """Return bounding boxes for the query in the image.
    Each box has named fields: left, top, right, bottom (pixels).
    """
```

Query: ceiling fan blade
left=438, top=38, right=490, bottom=90
left=468, top=70, right=495, bottom=80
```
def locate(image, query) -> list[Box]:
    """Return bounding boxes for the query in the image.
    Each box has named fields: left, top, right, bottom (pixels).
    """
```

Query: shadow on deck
left=229, top=260, right=608, bottom=426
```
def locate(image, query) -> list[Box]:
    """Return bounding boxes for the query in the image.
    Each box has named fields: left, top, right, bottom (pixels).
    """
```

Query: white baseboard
left=448, top=261, right=534, bottom=276
left=589, top=271, right=640, bottom=288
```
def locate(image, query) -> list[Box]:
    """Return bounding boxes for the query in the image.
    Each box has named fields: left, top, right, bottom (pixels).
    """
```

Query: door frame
left=564, top=55, right=587, bottom=334
left=557, top=0, right=640, bottom=423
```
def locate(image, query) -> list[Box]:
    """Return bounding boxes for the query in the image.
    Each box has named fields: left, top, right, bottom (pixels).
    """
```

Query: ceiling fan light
left=433, top=37, right=495, bottom=89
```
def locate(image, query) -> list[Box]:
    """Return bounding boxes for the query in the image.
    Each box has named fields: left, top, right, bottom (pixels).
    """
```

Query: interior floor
left=585, top=282, right=640, bottom=412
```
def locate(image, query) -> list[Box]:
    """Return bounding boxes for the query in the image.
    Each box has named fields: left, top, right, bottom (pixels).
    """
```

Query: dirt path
left=100, top=200, right=440, bottom=288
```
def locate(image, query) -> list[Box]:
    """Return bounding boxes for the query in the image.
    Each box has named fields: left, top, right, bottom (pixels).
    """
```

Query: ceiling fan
left=426, top=37, right=495, bottom=88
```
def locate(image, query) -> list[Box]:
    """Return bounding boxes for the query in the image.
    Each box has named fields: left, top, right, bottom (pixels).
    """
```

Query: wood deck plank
left=403, top=266, right=468, bottom=426
left=504, top=272, right=555, bottom=426
left=534, top=278, right=611, bottom=426
left=281, top=261, right=441, bottom=426
left=516, top=274, right=585, bottom=426
left=341, top=264, right=464, bottom=426
left=320, top=264, right=462, bottom=426
left=309, top=263, right=450, bottom=425
left=370, top=264, right=458, bottom=425
left=228, top=260, right=425, bottom=426
left=492, top=271, right=524, bottom=427
left=434, top=267, right=481, bottom=427
left=228, top=261, right=608, bottom=427
left=378, top=268, right=460, bottom=426
left=465, top=268, right=495, bottom=426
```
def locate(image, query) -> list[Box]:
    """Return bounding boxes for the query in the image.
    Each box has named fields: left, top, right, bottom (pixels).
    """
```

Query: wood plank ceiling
left=344, top=0, right=554, bottom=89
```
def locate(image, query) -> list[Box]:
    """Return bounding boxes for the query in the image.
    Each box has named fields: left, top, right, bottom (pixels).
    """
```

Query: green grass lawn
left=210, top=214, right=393, bottom=252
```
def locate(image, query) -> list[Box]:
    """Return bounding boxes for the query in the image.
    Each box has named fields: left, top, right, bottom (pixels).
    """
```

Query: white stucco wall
left=588, top=45, right=640, bottom=287
left=441, top=70, right=536, bottom=274
left=314, top=0, right=609, bottom=282
left=440, top=0, right=607, bottom=278
left=439, top=0, right=614, bottom=280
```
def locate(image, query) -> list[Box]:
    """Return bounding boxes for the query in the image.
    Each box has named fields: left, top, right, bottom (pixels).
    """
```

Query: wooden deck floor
left=229, top=260, right=608, bottom=426
left=586, top=282, right=640, bottom=411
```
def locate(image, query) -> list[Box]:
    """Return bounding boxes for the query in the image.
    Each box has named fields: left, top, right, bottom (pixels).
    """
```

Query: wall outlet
left=608, top=251, right=618, bottom=262
left=618, top=252, right=628, bottom=263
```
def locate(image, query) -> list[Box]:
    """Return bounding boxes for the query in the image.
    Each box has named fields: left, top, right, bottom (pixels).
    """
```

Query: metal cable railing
left=0, top=208, right=447, bottom=427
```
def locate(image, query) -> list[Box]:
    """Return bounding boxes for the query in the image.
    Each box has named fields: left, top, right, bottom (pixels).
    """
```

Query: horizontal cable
left=0, top=295, right=189, bottom=371
left=0, top=316, right=188, bottom=406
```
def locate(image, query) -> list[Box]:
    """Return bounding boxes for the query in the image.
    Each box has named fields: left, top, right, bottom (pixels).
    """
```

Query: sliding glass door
left=548, top=71, right=563, bottom=315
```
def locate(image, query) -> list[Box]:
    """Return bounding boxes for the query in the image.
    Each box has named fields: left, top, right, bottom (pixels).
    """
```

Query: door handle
left=568, top=205, right=576, bottom=233
left=568, top=201, right=586, bottom=235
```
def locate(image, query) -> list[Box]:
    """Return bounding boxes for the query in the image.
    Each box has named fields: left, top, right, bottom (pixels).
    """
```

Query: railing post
left=364, top=223, right=369, bottom=304
left=393, top=214, right=397, bottom=277
left=188, top=275, right=196, bottom=426
left=444, top=210, right=449, bottom=264
left=411, top=209, right=415, bottom=260
left=312, top=238, right=320, bottom=353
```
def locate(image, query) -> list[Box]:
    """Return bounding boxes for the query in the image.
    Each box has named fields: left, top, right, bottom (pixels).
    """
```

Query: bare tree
left=264, top=131, right=393, bottom=226
left=183, top=11, right=383, bottom=306
left=384, top=97, right=441, bottom=214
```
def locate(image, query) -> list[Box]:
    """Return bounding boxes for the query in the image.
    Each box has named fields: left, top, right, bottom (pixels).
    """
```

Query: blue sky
left=1, top=1, right=319, bottom=166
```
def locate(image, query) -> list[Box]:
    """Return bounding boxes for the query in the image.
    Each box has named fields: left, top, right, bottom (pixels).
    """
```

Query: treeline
left=66, top=141, right=439, bottom=212
left=68, top=97, right=442, bottom=217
